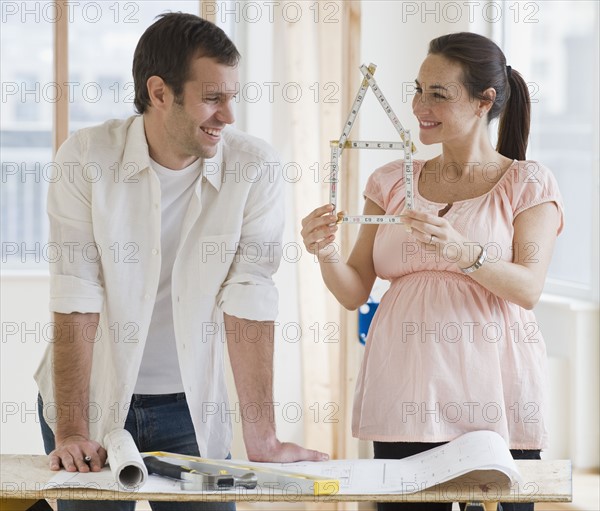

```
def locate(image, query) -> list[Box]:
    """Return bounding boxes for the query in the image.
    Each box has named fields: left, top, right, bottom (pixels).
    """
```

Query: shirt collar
left=124, top=114, right=223, bottom=191
left=202, top=136, right=223, bottom=191
left=122, top=115, right=151, bottom=176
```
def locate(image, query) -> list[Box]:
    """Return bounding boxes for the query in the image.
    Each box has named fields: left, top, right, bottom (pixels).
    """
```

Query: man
left=35, top=12, right=327, bottom=510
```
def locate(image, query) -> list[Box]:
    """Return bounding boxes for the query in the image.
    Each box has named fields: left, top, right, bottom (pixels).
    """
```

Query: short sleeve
left=363, top=170, right=384, bottom=209
left=511, top=161, right=565, bottom=235
left=363, top=160, right=407, bottom=211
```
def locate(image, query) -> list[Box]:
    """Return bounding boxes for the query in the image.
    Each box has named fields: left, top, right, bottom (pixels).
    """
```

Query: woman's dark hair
left=429, top=32, right=530, bottom=161
left=133, top=12, right=241, bottom=114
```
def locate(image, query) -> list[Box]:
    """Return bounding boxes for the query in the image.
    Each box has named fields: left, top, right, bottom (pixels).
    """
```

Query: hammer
left=143, top=456, right=257, bottom=491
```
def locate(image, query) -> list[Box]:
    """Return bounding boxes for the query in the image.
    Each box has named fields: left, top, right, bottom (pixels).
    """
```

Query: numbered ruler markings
left=343, top=140, right=405, bottom=150
left=403, top=130, right=414, bottom=210
left=337, top=64, right=377, bottom=156
left=329, top=144, right=341, bottom=209
left=340, top=215, right=403, bottom=224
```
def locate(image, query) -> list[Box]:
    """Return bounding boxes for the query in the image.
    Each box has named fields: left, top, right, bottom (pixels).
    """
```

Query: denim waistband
left=130, top=392, right=186, bottom=406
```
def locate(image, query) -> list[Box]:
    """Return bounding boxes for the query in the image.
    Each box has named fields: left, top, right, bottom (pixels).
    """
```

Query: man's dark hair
left=132, top=12, right=240, bottom=114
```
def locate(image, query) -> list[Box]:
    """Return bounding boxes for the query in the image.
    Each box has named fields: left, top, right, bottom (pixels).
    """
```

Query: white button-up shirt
left=34, top=115, right=284, bottom=458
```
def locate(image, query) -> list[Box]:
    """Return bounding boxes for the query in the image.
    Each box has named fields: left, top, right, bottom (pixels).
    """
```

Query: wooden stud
left=337, top=0, right=362, bottom=464
left=52, top=0, right=68, bottom=157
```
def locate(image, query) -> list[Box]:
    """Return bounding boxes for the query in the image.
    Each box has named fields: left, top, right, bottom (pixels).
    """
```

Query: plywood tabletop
left=0, top=455, right=571, bottom=503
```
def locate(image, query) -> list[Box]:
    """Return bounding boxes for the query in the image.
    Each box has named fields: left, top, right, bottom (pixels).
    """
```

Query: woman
left=301, top=32, right=564, bottom=511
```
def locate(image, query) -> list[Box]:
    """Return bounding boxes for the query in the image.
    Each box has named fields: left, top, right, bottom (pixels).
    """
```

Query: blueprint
left=47, top=430, right=520, bottom=495
left=254, top=430, right=520, bottom=494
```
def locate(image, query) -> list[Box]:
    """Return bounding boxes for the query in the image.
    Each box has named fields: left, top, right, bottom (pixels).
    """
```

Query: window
left=1, top=2, right=53, bottom=270
left=1, top=1, right=208, bottom=270
left=500, top=0, right=599, bottom=301
left=68, top=1, right=202, bottom=130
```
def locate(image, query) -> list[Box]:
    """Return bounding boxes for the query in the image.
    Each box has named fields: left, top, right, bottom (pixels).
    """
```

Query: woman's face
left=412, top=53, right=483, bottom=147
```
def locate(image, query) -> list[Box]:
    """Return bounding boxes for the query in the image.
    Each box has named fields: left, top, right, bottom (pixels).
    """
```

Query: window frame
left=494, top=2, right=600, bottom=304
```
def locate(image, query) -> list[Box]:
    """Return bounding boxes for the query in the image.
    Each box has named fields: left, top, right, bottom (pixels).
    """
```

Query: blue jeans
left=39, top=393, right=235, bottom=511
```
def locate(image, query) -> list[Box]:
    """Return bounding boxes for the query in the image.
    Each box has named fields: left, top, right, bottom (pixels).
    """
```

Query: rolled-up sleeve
left=48, top=131, right=104, bottom=313
left=217, top=155, right=284, bottom=321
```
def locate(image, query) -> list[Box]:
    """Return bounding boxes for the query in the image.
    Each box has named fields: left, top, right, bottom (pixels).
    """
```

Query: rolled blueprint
left=104, top=428, right=148, bottom=490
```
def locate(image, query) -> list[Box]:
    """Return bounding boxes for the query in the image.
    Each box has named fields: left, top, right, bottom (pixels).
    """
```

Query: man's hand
left=224, top=314, right=330, bottom=464
left=246, top=438, right=329, bottom=463
left=49, top=434, right=107, bottom=473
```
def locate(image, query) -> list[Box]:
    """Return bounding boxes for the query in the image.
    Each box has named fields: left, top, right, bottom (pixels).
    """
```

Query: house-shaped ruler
left=330, top=63, right=417, bottom=224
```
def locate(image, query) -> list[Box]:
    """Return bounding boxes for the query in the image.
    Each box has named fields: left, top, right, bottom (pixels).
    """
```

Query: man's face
left=164, top=56, right=239, bottom=160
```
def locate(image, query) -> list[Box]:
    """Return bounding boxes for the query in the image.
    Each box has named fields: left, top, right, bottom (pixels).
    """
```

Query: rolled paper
left=104, top=428, right=148, bottom=490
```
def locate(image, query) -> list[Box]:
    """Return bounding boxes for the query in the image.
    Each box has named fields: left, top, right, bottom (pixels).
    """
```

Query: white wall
left=1, top=273, right=50, bottom=454
left=534, top=296, right=600, bottom=468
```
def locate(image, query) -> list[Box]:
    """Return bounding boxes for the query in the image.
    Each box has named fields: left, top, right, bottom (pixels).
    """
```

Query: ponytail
left=496, top=68, right=531, bottom=161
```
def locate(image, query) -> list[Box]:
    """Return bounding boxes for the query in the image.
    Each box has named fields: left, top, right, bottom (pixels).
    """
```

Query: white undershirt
left=134, top=157, right=202, bottom=394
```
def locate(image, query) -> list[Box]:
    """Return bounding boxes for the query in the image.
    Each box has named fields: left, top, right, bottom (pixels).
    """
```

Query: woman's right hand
left=300, top=204, right=339, bottom=260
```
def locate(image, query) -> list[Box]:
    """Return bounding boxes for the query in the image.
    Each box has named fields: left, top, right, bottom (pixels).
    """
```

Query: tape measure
left=329, top=63, right=416, bottom=223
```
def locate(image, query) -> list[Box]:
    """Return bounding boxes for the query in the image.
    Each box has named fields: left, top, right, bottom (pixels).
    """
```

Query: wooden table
left=0, top=455, right=571, bottom=510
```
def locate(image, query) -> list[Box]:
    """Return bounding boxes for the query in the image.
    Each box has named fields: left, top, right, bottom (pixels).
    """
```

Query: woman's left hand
left=400, top=209, right=475, bottom=267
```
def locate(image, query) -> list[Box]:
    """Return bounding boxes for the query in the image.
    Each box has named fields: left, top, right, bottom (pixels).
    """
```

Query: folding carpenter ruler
left=329, top=63, right=416, bottom=224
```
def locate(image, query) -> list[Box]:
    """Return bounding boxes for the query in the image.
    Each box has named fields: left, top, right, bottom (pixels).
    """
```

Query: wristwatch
left=460, top=245, right=487, bottom=274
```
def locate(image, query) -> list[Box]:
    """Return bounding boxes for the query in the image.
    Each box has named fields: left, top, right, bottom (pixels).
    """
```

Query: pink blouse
left=353, top=159, right=564, bottom=449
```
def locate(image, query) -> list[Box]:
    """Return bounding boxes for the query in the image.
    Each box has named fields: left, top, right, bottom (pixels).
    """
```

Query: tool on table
left=143, top=455, right=257, bottom=491
left=144, top=451, right=340, bottom=495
